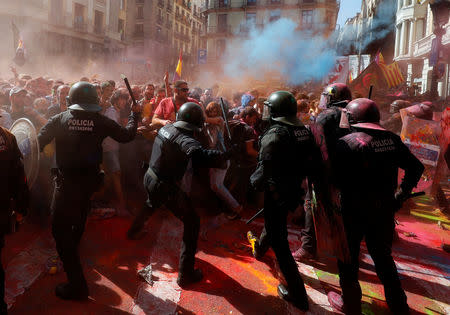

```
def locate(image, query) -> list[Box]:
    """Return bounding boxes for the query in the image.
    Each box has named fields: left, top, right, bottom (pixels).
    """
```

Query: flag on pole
left=375, top=52, right=405, bottom=88
left=173, top=49, right=182, bottom=81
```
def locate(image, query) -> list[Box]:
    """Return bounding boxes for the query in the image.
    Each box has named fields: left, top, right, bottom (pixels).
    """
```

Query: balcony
left=300, top=0, right=315, bottom=3
left=94, top=26, right=105, bottom=35
left=202, top=0, right=231, bottom=11
left=136, top=0, right=145, bottom=4
left=413, top=34, right=433, bottom=58
left=157, top=16, right=164, bottom=25
left=167, top=4, right=173, bottom=12
left=201, top=25, right=232, bottom=36
left=73, top=18, right=87, bottom=32
left=177, top=0, right=191, bottom=10
left=167, top=21, right=173, bottom=29
left=133, top=31, right=145, bottom=38
left=266, top=0, right=284, bottom=6
left=242, top=0, right=259, bottom=7
left=239, top=24, right=263, bottom=34
left=158, top=0, right=164, bottom=8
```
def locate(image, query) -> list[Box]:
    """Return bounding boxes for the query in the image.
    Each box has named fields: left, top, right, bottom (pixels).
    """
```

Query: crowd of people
left=0, top=66, right=448, bottom=315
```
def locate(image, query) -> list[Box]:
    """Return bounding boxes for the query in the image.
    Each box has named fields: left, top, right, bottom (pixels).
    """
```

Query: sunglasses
left=178, top=88, right=189, bottom=92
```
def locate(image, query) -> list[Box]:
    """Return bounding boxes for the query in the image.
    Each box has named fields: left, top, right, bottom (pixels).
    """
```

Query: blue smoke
left=223, top=18, right=337, bottom=85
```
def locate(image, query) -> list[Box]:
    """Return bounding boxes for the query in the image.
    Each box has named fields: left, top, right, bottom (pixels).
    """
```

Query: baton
left=368, top=85, right=373, bottom=99
left=246, top=208, right=264, bottom=225
left=121, top=74, right=138, bottom=107
left=219, top=97, right=232, bottom=141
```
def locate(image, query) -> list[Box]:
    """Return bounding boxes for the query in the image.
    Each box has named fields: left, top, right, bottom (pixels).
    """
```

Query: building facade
left=0, top=0, right=128, bottom=78
left=200, top=0, right=339, bottom=65
left=394, top=0, right=449, bottom=99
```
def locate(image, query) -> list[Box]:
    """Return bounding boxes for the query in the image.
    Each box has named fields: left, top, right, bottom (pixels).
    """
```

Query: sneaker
left=247, top=231, right=259, bottom=259
left=55, top=282, right=88, bottom=300
left=277, top=284, right=309, bottom=311
left=327, top=291, right=344, bottom=313
left=292, top=247, right=315, bottom=262
left=177, top=269, right=203, bottom=288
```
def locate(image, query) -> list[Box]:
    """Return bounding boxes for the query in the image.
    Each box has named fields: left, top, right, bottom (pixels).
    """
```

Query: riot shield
left=10, top=118, right=40, bottom=187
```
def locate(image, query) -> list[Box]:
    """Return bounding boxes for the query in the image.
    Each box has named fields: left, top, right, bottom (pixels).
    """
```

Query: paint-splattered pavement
left=4, top=192, right=449, bottom=315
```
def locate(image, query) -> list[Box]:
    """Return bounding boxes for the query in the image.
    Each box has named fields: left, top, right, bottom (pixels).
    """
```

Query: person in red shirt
left=152, top=80, right=222, bottom=129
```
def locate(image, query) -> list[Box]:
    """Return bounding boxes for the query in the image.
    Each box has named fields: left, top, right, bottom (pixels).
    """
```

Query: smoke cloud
left=222, top=18, right=337, bottom=86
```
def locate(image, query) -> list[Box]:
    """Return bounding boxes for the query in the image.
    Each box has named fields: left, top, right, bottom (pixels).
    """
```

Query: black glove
left=394, top=187, right=411, bottom=212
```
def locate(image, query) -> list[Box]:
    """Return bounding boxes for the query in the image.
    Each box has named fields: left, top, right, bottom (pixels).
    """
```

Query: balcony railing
left=239, top=24, right=263, bottom=34
left=167, top=4, right=173, bottom=12
left=158, top=0, right=164, bottom=8
left=157, top=16, right=163, bottom=25
left=73, top=19, right=87, bottom=32
left=266, top=0, right=284, bottom=5
left=202, top=0, right=231, bottom=11
left=94, top=26, right=105, bottom=35
left=413, top=34, right=433, bottom=57
left=136, top=0, right=145, bottom=4
left=167, top=21, right=173, bottom=29
left=201, top=25, right=232, bottom=35
left=242, top=0, right=259, bottom=6
left=133, top=31, right=145, bottom=38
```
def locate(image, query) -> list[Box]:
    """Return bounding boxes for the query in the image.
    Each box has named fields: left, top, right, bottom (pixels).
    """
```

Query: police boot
left=277, top=284, right=309, bottom=311
left=55, top=282, right=89, bottom=300
left=327, top=291, right=361, bottom=315
left=177, top=269, right=203, bottom=288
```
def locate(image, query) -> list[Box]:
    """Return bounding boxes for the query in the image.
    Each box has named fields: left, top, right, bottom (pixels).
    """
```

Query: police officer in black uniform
left=248, top=91, right=325, bottom=311
left=328, top=98, right=424, bottom=315
left=292, top=83, right=353, bottom=261
left=127, top=102, right=231, bottom=287
left=38, top=81, right=141, bottom=300
left=0, top=125, right=29, bottom=313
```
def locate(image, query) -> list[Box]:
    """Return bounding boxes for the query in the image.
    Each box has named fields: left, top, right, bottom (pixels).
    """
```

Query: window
left=218, top=14, right=227, bottom=32
left=302, top=10, right=313, bottom=29
left=118, top=18, right=124, bottom=33
left=218, top=0, right=229, bottom=8
left=269, top=10, right=281, bottom=22
left=247, top=0, right=256, bottom=5
left=246, top=12, right=256, bottom=25
left=137, top=6, right=144, bottom=19
left=120, top=0, right=125, bottom=10
left=135, top=23, right=144, bottom=34
left=94, top=10, right=104, bottom=33
left=74, top=3, right=85, bottom=29
left=216, top=39, right=226, bottom=58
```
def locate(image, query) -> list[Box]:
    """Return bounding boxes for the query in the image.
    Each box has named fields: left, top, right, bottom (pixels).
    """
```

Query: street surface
left=4, top=189, right=449, bottom=315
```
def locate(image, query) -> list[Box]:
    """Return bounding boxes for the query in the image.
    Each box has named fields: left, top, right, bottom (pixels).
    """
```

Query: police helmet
left=174, top=102, right=205, bottom=131
left=390, top=100, right=410, bottom=114
left=319, top=83, right=352, bottom=109
left=67, top=81, right=102, bottom=112
left=345, top=98, right=385, bottom=130
left=264, top=91, right=302, bottom=126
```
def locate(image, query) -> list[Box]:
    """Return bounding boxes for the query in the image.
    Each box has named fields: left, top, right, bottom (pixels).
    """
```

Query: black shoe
left=177, top=269, right=203, bottom=288
left=55, top=282, right=88, bottom=300
left=277, top=284, right=309, bottom=311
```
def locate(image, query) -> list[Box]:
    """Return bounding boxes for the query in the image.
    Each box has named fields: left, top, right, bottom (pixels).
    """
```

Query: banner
left=325, top=56, right=349, bottom=85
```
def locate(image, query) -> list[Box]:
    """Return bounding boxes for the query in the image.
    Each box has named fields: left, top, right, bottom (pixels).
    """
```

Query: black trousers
left=300, top=188, right=316, bottom=253
left=51, top=171, right=101, bottom=291
left=257, top=194, right=307, bottom=299
left=130, top=171, right=200, bottom=276
left=337, top=207, right=408, bottom=314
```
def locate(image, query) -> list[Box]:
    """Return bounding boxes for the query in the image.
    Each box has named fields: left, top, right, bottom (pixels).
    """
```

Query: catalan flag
left=173, top=49, right=182, bottom=81
left=375, top=52, right=405, bottom=88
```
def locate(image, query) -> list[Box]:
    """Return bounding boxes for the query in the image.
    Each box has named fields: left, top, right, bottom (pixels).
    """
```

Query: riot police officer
left=381, top=100, right=410, bottom=135
left=127, top=102, right=231, bottom=288
left=291, top=83, right=353, bottom=261
left=0, top=125, right=29, bottom=313
left=38, top=82, right=141, bottom=300
left=327, top=98, right=424, bottom=314
left=248, top=91, right=324, bottom=311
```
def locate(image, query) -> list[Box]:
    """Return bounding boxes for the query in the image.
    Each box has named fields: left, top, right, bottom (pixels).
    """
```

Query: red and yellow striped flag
left=375, top=52, right=405, bottom=88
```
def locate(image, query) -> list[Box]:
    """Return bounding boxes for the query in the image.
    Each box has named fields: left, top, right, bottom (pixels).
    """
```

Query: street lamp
left=428, top=0, right=450, bottom=100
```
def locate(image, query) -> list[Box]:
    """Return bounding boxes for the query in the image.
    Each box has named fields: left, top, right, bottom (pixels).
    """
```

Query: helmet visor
left=262, top=103, right=271, bottom=121
left=319, top=94, right=329, bottom=109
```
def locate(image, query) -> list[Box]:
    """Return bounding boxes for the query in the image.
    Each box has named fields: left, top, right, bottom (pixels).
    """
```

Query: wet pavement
left=4, top=191, right=449, bottom=315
